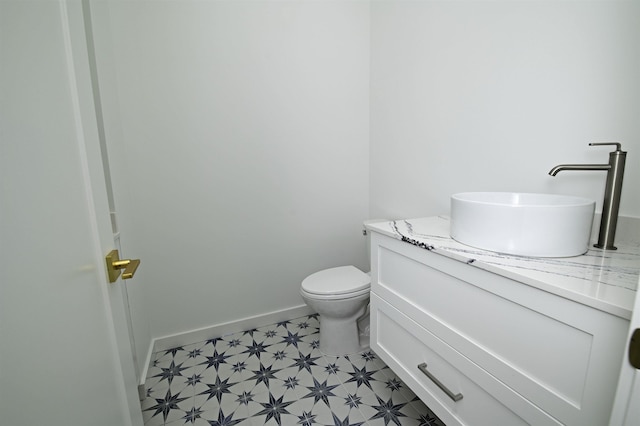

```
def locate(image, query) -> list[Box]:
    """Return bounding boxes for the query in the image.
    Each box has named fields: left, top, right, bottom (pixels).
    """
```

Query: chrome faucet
left=549, top=142, right=626, bottom=250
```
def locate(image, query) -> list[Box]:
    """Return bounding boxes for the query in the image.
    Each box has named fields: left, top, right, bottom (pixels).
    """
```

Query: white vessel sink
left=450, top=192, right=595, bottom=257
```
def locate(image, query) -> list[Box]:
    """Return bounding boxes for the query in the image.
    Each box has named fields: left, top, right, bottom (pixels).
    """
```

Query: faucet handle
left=589, top=142, right=622, bottom=151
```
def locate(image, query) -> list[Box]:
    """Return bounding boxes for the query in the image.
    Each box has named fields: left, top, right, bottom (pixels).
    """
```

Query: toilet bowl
left=300, top=265, right=370, bottom=356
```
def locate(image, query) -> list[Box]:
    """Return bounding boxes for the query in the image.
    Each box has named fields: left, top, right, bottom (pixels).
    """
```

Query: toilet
left=300, top=265, right=370, bottom=356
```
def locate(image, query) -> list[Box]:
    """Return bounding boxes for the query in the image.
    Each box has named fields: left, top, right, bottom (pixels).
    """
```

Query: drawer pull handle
left=417, top=362, right=463, bottom=402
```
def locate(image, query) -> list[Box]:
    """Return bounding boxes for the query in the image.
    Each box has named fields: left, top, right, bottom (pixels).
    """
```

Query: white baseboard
left=139, top=304, right=315, bottom=392
left=138, top=338, right=156, bottom=399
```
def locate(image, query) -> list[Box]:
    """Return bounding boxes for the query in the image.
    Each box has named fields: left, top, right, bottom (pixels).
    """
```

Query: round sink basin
left=450, top=192, right=595, bottom=257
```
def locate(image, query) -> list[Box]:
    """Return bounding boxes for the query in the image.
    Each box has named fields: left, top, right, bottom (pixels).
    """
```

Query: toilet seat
left=301, top=265, right=370, bottom=298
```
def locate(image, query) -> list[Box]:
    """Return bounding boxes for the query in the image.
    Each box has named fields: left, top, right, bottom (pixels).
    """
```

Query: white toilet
left=300, top=265, right=370, bottom=356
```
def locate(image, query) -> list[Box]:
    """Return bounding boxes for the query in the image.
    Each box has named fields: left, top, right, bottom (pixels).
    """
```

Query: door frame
left=63, top=0, right=144, bottom=422
left=610, top=274, right=640, bottom=425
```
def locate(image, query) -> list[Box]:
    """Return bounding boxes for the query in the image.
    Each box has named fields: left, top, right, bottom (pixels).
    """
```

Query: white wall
left=93, top=0, right=639, bottom=354
left=370, top=0, right=640, bottom=220
left=95, top=1, right=370, bottom=339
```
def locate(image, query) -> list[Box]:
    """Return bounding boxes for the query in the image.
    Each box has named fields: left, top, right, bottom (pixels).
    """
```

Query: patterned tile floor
left=142, top=314, right=446, bottom=426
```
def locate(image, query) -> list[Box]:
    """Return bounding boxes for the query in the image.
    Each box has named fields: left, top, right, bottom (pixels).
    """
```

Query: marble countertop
left=366, top=216, right=640, bottom=319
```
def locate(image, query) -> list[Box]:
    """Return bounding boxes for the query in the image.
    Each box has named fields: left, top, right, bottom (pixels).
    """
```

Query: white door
left=610, top=274, right=640, bottom=425
left=0, top=1, right=143, bottom=425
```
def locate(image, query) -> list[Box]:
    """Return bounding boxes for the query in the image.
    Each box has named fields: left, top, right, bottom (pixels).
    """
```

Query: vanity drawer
left=370, top=294, right=561, bottom=426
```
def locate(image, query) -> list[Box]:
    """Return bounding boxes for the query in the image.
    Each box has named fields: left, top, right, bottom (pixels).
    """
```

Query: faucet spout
left=548, top=142, right=626, bottom=250
left=548, top=164, right=610, bottom=176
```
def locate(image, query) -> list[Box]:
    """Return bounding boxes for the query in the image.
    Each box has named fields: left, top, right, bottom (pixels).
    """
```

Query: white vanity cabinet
left=369, top=232, right=630, bottom=426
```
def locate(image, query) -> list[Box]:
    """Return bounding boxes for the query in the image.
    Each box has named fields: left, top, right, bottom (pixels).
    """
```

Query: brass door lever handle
left=106, top=249, right=140, bottom=283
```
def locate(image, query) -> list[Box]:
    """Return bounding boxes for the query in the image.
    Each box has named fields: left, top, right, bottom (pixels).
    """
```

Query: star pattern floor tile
left=142, top=315, right=446, bottom=426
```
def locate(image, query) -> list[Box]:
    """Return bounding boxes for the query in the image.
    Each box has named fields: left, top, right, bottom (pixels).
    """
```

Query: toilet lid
left=301, top=266, right=370, bottom=296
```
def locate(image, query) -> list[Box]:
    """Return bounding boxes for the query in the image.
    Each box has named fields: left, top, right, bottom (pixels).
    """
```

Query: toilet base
left=317, top=304, right=369, bottom=357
